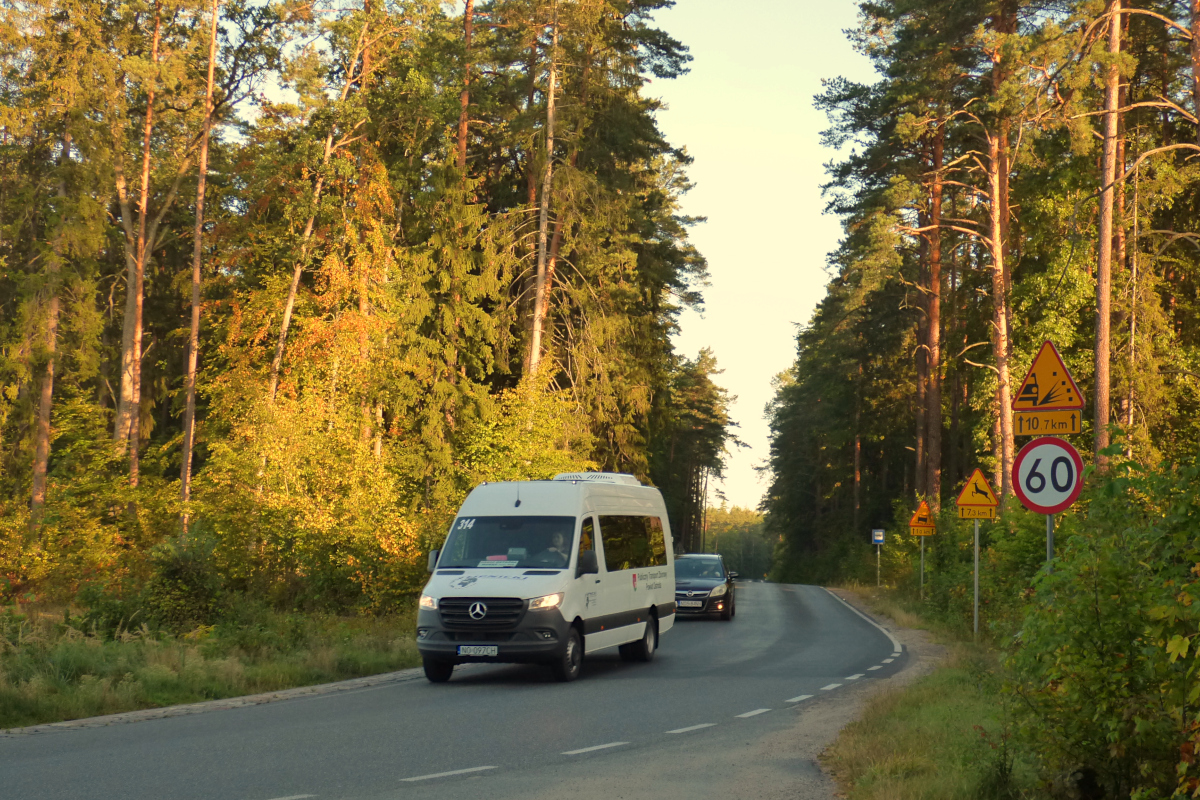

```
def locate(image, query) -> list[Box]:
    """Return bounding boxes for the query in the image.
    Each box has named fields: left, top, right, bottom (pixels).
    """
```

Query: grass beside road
left=0, top=603, right=421, bottom=729
left=822, top=586, right=1038, bottom=800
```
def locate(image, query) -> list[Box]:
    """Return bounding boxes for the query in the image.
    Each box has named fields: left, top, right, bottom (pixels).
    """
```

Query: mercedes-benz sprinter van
left=416, top=473, right=676, bottom=682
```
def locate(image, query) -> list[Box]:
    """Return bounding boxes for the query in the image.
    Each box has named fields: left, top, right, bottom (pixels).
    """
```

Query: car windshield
left=676, top=558, right=724, bottom=579
left=439, top=516, right=576, bottom=569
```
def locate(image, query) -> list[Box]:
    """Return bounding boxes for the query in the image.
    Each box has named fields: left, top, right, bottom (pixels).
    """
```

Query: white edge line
left=667, top=723, right=717, bottom=734
left=563, top=741, right=629, bottom=755
left=786, top=694, right=813, bottom=703
left=846, top=674, right=864, bottom=680
left=401, top=766, right=497, bottom=782
left=736, top=708, right=771, bottom=718
left=820, top=683, right=842, bottom=691
left=823, top=587, right=903, bottom=653
left=264, top=796, right=317, bottom=800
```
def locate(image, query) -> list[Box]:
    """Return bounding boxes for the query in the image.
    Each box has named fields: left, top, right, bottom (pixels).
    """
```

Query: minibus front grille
left=439, top=597, right=526, bottom=629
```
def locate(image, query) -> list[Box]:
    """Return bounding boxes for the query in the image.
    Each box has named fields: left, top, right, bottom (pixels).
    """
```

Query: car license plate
left=457, top=645, right=499, bottom=656
left=679, top=600, right=703, bottom=608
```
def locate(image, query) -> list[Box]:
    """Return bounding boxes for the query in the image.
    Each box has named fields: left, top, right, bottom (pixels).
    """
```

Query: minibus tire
left=423, top=658, right=455, bottom=683
left=552, top=628, right=583, bottom=682
left=622, top=617, right=656, bottom=663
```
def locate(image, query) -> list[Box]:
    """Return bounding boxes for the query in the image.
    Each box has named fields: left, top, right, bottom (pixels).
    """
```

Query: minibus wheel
left=423, top=658, right=454, bottom=683
left=552, top=628, right=583, bottom=682
left=620, top=617, right=657, bottom=663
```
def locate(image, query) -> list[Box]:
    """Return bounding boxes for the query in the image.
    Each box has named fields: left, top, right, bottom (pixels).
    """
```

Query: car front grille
left=438, top=597, right=526, bottom=630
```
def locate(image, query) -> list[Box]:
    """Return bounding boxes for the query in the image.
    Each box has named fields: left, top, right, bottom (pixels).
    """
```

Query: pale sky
left=652, top=0, right=877, bottom=510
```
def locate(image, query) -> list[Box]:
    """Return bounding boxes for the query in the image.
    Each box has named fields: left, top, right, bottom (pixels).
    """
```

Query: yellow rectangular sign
left=909, top=527, right=934, bottom=536
left=1014, top=409, right=1081, bottom=437
left=958, top=506, right=996, bottom=520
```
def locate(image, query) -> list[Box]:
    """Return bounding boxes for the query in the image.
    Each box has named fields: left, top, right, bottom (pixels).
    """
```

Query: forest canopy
left=0, top=0, right=734, bottom=614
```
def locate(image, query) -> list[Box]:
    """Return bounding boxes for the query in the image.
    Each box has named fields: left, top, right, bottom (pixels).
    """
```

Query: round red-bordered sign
left=1012, top=436, right=1084, bottom=514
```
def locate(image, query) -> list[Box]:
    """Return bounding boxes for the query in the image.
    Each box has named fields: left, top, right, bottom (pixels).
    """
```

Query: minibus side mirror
left=427, top=550, right=439, bottom=573
left=576, top=550, right=599, bottom=577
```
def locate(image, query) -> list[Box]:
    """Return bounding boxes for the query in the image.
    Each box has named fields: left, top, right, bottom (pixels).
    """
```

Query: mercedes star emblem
left=468, top=601, right=488, bottom=620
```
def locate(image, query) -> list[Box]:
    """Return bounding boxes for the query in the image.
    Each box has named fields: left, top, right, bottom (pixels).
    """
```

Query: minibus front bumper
left=416, top=604, right=572, bottom=664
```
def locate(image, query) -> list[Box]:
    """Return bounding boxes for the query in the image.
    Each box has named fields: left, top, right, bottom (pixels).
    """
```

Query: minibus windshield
left=676, top=558, right=724, bottom=579
left=440, top=516, right=576, bottom=569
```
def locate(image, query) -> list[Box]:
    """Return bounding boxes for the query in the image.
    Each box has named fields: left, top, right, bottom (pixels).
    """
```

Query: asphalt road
left=0, top=583, right=904, bottom=800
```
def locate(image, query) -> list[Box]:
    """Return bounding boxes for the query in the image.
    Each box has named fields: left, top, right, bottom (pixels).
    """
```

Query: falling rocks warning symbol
left=1012, top=340, right=1084, bottom=411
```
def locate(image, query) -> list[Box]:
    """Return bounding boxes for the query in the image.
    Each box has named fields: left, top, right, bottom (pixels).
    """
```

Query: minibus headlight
left=709, top=583, right=728, bottom=598
left=528, top=593, right=564, bottom=610
left=419, top=594, right=438, bottom=610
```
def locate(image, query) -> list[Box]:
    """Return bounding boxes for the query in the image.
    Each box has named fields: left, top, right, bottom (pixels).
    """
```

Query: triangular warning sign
left=955, top=468, right=998, bottom=507
left=909, top=500, right=935, bottom=530
left=1012, top=340, right=1084, bottom=411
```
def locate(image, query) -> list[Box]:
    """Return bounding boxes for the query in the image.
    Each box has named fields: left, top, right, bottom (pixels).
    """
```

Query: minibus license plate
left=458, top=645, right=498, bottom=656
left=679, top=600, right=703, bottom=608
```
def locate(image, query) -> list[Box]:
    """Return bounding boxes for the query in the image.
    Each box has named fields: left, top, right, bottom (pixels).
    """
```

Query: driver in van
left=535, top=530, right=569, bottom=567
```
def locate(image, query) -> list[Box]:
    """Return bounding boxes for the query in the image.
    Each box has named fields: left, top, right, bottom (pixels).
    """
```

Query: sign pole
left=919, top=538, right=925, bottom=599
left=1046, top=513, right=1054, bottom=571
left=876, top=544, right=880, bottom=588
left=973, top=519, right=980, bottom=640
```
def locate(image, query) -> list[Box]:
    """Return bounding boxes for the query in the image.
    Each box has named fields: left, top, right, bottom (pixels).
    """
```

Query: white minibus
left=416, top=473, right=676, bottom=682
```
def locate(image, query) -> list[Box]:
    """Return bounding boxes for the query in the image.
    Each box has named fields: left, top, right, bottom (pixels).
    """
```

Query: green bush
left=1008, top=456, right=1200, bottom=799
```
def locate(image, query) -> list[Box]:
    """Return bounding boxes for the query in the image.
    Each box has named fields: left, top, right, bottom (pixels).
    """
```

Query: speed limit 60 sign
left=1012, top=436, right=1084, bottom=514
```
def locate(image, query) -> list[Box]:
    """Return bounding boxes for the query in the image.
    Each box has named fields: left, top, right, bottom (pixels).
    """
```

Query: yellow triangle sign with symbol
left=909, top=500, right=935, bottom=531
left=1012, top=340, right=1084, bottom=412
left=955, top=469, right=998, bottom=508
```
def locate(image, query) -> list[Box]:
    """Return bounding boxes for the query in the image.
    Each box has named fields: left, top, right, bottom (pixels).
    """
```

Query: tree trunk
left=181, top=0, right=219, bottom=518
left=987, top=132, right=1014, bottom=499
left=129, top=9, right=162, bottom=488
left=1095, top=0, right=1121, bottom=463
left=456, top=0, right=475, bottom=169
left=853, top=361, right=862, bottom=531
left=31, top=133, right=71, bottom=528
left=925, top=121, right=944, bottom=509
left=1193, top=0, right=1200, bottom=147
left=267, top=21, right=369, bottom=402
left=527, top=7, right=558, bottom=375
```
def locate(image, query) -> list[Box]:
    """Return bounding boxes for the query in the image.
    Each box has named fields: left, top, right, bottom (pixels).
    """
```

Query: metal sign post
left=973, top=519, right=980, bottom=639
left=871, top=529, right=885, bottom=587
left=909, top=504, right=934, bottom=600
left=955, top=469, right=997, bottom=640
left=919, top=538, right=925, bottom=598
left=1046, top=513, right=1054, bottom=571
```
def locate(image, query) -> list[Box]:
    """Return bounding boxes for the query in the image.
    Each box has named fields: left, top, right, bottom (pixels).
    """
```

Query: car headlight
left=528, top=593, right=564, bottom=610
left=419, top=594, right=438, bottom=610
left=709, top=583, right=727, bottom=598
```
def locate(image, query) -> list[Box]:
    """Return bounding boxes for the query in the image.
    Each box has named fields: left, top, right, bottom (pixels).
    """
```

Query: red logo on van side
left=632, top=574, right=638, bottom=590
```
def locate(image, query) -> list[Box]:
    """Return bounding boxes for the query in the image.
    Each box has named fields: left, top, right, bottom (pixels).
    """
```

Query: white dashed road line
left=868, top=665, right=882, bottom=670
left=882, top=658, right=894, bottom=663
left=263, top=796, right=316, bottom=800
left=846, top=674, right=864, bottom=680
left=786, top=694, right=813, bottom=703
left=736, top=709, right=771, bottom=718
left=562, top=742, right=629, bottom=755
left=820, top=683, right=841, bottom=691
left=892, top=652, right=901, bottom=658
left=667, top=723, right=717, bottom=734
left=401, top=766, right=497, bottom=782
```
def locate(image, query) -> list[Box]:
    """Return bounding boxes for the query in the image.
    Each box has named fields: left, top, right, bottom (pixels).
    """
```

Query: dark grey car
left=673, top=554, right=736, bottom=620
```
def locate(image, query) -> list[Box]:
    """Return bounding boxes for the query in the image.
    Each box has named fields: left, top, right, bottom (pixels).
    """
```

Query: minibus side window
left=599, top=515, right=664, bottom=571
left=580, top=518, right=595, bottom=554
left=647, top=517, right=668, bottom=566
